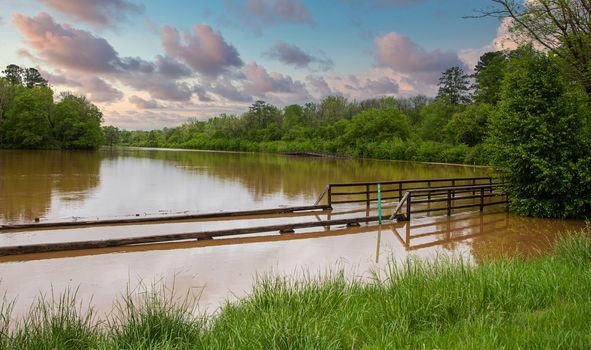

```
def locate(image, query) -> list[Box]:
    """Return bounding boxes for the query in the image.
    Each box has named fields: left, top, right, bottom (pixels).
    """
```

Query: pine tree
left=437, top=66, right=471, bottom=105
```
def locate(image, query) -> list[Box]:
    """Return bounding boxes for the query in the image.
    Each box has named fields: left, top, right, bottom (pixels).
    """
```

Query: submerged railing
left=315, top=176, right=495, bottom=208
left=390, top=183, right=507, bottom=221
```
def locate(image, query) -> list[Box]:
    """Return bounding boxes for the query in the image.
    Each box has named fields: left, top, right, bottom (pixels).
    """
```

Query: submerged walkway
left=0, top=176, right=507, bottom=257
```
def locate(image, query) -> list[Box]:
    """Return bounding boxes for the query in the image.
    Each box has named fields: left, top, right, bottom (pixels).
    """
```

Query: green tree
left=23, top=68, right=48, bottom=88
left=2, top=64, right=23, bottom=86
left=102, top=125, right=120, bottom=146
left=473, top=51, right=507, bottom=104
left=437, top=66, right=472, bottom=105
left=2, top=86, right=54, bottom=148
left=446, top=103, right=493, bottom=146
left=53, top=94, right=104, bottom=149
left=487, top=49, right=591, bottom=218
left=342, top=108, right=411, bottom=144
left=419, top=99, right=460, bottom=142
left=317, top=96, right=351, bottom=124
left=244, top=101, right=281, bottom=130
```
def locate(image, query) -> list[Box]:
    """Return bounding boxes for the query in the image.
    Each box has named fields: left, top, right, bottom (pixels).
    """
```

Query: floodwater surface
left=0, top=148, right=586, bottom=320
left=0, top=148, right=489, bottom=224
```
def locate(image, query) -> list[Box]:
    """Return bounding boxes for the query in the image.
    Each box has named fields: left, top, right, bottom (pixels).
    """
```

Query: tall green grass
left=2, top=228, right=591, bottom=349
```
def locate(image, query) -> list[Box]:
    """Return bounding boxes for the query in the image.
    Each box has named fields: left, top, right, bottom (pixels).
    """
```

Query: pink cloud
left=38, top=0, right=144, bottom=28
left=161, top=24, right=243, bottom=78
left=13, top=12, right=120, bottom=73
left=375, top=32, right=464, bottom=81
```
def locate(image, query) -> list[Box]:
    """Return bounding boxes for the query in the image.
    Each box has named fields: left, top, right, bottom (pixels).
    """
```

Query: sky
left=0, top=0, right=513, bottom=130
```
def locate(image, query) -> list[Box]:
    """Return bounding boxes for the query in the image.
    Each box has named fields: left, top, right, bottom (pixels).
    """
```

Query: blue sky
left=0, top=0, right=508, bottom=129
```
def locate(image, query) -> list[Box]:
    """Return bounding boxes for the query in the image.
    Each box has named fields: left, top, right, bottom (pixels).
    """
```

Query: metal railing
left=315, top=176, right=495, bottom=208
left=390, top=183, right=507, bottom=221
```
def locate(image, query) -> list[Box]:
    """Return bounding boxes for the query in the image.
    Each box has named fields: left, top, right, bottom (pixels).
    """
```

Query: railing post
left=406, top=192, right=412, bottom=221
left=427, top=181, right=432, bottom=201
left=328, top=186, right=333, bottom=208
left=447, top=189, right=452, bottom=216
left=480, top=187, right=484, bottom=212
left=366, top=184, right=370, bottom=207
left=451, top=180, right=456, bottom=198
left=472, top=179, right=476, bottom=195
left=398, top=182, right=402, bottom=200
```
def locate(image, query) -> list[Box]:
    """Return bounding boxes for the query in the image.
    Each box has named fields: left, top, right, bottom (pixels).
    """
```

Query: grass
left=1, top=227, right=591, bottom=349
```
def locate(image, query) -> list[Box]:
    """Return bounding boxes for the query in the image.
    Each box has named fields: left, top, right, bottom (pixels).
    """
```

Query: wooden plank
left=0, top=205, right=331, bottom=232
left=0, top=216, right=382, bottom=257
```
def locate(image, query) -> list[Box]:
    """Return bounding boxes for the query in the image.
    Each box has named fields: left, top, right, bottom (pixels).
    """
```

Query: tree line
left=0, top=64, right=104, bottom=150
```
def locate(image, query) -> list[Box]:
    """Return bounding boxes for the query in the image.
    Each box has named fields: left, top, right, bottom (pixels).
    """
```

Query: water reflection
left=0, top=148, right=489, bottom=224
left=0, top=150, right=100, bottom=223
left=392, top=212, right=586, bottom=262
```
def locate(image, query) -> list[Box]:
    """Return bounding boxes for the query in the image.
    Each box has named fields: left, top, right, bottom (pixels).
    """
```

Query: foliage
left=473, top=51, right=507, bottom=104
left=53, top=94, right=104, bottom=149
left=2, top=86, right=55, bottom=149
left=437, top=66, right=472, bottom=105
left=446, top=103, right=493, bottom=146
left=0, top=65, right=104, bottom=150
left=1, top=64, right=48, bottom=88
left=487, top=48, right=591, bottom=218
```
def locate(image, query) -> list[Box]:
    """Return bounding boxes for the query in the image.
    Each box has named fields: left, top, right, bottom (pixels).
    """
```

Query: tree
left=437, top=66, right=472, bottom=105
left=484, top=0, right=591, bottom=95
left=2, top=65, right=23, bottom=85
left=446, top=103, right=493, bottom=146
left=317, top=96, right=351, bottom=124
left=23, top=68, right=48, bottom=88
left=473, top=51, right=507, bottom=104
left=2, top=86, right=55, bottom=148
left=0, top=78, right=22, bottom=143
left=53, top=94, right=104, bottom=149
left=487, top=49, right=591, bottom=218
left=419, top=99, right=461, bottom=142
left=1, top=65, right=48, bottom=88
left=102, top=125, right=120, bottom=146
left=341, top=108, right=412, bottom=146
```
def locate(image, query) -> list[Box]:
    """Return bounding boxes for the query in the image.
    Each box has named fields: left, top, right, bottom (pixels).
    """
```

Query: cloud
left=39, top=68, right=123, bottom=102
left=83, top=77, right=124, bottom=102
left=311, top=69, right=403, bottom=100
left=160, top=24, right=243, bottom=78
left=243, top=61, right=306, bottom=95
left=154, top=55, right=192, bottom=79
left=246, top=0, right=312, bottom=24
left=198, top=79, right=252, bottom=102
left=120, top=73, right=193, bottom=101
left=265, top=41, right=333, bottom=70
left=128, top=95, right=162, bottom=109
left=38, top=0, right=144, bottom=28
left=13, top=13, right=198, bottom=102
left=106, top=109, right=192, bottom=130
left=13, top=12, right=122, bottom=73
left=375, top=32, right=465, bottom=79
left=306, top=75, right=334, bottom=97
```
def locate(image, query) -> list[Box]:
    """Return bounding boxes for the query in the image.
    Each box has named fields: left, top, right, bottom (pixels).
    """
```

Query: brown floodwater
left=0, top=148, right=586, bottom=320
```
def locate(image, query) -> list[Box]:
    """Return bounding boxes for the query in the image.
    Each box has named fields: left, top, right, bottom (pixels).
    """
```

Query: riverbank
left=2, top=226, right=590, bottom=349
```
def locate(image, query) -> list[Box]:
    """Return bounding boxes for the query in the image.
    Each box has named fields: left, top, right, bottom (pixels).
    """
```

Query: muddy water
left=0, top=148, right=488, bottom=225
left=0, top=148, right=585, bottom=320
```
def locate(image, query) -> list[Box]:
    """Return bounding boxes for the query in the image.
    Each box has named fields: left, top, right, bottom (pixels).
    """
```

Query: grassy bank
left=2, top=228, right=591, bottom=349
